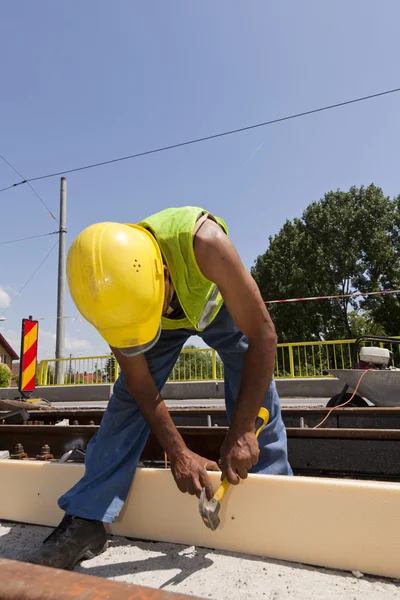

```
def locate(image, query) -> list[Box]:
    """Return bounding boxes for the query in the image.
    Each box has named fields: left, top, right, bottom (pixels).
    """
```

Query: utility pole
left=55, top=177, right=67, bottom=385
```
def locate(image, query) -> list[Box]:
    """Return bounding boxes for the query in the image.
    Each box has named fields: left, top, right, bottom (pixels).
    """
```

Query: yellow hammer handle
left=214, top=477, right=231, bottom=502
left=213, top=407, right=270, bottom=502
left=254, top=407, right=269, bottom=437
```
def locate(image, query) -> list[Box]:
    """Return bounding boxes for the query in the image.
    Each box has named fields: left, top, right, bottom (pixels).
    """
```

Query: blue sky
left=1, top=1, right=400, bottom=358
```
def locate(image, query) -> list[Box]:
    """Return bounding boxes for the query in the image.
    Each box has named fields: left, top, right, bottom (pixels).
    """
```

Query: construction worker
left=31, top=206, right=292, bottom=570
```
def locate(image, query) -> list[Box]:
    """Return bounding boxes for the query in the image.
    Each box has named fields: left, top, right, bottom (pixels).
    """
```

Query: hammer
left=199, top=406, right=269, bottom=531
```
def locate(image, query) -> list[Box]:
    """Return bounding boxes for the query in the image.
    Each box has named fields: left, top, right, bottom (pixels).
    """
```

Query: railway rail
left=4, top=405, right=400, bottom=428
left=1, top=406, right=400, bottom=481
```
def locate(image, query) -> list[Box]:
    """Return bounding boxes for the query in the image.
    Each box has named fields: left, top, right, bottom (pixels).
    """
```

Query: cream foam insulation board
left=0, top=460, right=399, bottom=579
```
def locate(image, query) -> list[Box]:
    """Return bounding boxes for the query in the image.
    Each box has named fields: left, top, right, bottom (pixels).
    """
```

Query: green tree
left=0, top=364, right=11, bottom=388
left=65, top=362, right=75, bottom=384
left=252, top=185, right=400, bottom=341
left=104, top=355, right=118, bottom=382
left=358, top=192, right=400, bottom=334
left=170, top=344, right=223, bottom=380
left=347, top=310, right=387, bottom=338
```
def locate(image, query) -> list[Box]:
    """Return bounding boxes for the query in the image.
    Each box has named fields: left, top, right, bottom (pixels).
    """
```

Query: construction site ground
left=1, top=521, right=399, bottom=600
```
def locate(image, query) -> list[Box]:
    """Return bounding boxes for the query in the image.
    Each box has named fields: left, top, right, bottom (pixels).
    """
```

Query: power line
left=265, top=289, right=400, bottom=304
left=0, top=231, right=59, bottom=246
left=0, top=154, right=58, bottom=221
left=1, top=85, right=399, bottom=193
left=37, top=315, right=80, bottom=321
left=0, top=240, right=59, bottom=316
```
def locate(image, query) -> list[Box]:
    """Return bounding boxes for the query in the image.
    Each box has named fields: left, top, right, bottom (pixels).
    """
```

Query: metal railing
left=37, top=337, right=400, bottom=386
left=275, top=340, right=354, bottom=378
left=37, top=349, right=224, bottom=385
left=37, top=355, right=118, bottom=386
left=169, top=347, right=224, bottom=381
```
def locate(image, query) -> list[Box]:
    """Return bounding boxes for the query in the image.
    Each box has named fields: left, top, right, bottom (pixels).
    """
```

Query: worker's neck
left=162, top=270, right=174, bottom=316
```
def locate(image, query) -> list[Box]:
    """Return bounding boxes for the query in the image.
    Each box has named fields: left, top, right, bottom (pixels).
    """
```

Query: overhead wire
left=0, top=86, right=398, bottom=323
left=0, top=86, right=399, bottom=193
left=0, top=154, right=58, bottom=221
left=0, top=240, right=59, bottom=317
left=265, top=289, right=400, bottom=304
left=37, top=315, right=80, bottom=321
left=0, top=231, right=59, bottom=246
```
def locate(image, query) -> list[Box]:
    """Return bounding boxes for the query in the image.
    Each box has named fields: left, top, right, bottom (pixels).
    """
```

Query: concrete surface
left=163, top=379, right=344, bottom=400
left=164, top=381, right=225, bottom=400
left=50, top=397, right=328, bottom=410
left=276, top=378, right=344, bottom=398
left=0, top=522, right=398, bottom=599
left=0, top=378, right=344, bottom=403
left=0, top=384, right=113, bottom=402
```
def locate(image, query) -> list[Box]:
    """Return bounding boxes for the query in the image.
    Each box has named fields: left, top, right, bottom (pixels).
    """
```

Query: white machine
left=328, top=336, right=400, bottom=407
left=359, top=346, right=391, bottom=368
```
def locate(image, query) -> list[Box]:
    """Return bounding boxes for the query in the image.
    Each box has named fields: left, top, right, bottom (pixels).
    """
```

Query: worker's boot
left=28, top=514, right=108, bottom=570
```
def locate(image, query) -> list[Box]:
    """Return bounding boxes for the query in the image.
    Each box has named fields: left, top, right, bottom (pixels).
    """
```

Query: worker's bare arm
left=111, top=348, right=219, bottom=498
left=110, top=349, right=186, bottom=457
left=195, top=220, right=277, bottom=483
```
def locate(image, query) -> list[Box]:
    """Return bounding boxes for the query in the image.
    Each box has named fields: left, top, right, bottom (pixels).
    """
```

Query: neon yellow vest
left=139, top=206, right=228, bottom=331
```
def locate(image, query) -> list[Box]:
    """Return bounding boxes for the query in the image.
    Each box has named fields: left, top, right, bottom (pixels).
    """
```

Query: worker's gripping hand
left=169, top=449, right=220, bottom=500
left=220, top=431, right=260, bottom=484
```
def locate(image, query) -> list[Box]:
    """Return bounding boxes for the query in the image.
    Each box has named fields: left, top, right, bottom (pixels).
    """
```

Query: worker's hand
left=220, top=430, right=260, bottom=484
left=169, top=448, right=220, bottom=500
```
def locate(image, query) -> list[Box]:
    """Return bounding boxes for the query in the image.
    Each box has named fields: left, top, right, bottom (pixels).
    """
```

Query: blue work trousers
left=59, top=305, right=292, bottom=522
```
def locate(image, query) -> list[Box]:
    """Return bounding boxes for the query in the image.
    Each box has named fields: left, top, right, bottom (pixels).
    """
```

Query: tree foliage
left=347, top=311, right=386, bottom=338
left=105, top=355, right=118, bottom=382
left=170, top=344, right=223, bottom=380
left=46, top=366, right=55, bottom=385
left=0, top=364, right=11, bottom=388
left=252, top=184, right=400, bottom=341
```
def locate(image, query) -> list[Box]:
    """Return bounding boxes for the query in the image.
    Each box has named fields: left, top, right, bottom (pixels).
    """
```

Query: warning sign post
left=18, top=316, right=39, bottom=398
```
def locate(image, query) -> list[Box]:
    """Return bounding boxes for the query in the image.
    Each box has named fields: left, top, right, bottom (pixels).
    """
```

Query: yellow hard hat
left=67, top=222, right=165, bottom=354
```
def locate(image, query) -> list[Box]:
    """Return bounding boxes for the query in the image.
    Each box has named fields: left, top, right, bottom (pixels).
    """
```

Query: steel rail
left=0, top=559, right=202, bottom=600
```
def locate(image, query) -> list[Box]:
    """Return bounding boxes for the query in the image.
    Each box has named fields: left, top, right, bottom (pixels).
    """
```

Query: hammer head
left=199, top=487, right=221, bottom=531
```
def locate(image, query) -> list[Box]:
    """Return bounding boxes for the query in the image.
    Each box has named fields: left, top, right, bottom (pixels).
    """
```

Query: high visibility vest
left=139, top=206, right=228, bottom=331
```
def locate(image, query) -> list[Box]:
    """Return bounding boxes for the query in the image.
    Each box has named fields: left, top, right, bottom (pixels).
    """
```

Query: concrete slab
left=49, top=398, right=328, bottom=410
left=276, top=378, right=344, bottom=398
left=0, top=378, right=342, bottom=403
left=164, top=379, right=343, bottom=400
left=163, top=381, right=225, bottom=399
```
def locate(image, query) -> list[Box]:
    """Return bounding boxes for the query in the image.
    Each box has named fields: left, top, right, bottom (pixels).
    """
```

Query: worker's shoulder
left=194, top=218, right=235, bottom=278
left=195, top=215, right=227, bottom=244
left=195, top=217, right=228, bottom=249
